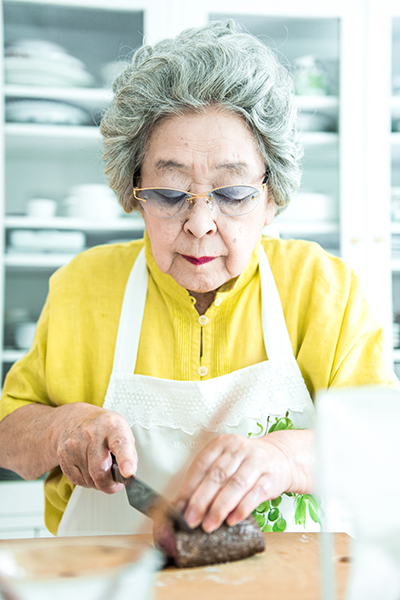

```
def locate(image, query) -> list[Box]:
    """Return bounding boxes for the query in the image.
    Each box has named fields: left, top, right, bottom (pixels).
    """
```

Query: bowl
left=0, top=539, right=161, bottom=600
left=14, top=322, right=36, bottom=349
left=26, top=199, right=57, bottom=218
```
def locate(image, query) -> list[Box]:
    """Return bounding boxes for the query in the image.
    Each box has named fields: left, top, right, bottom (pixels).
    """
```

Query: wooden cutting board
left=146, top=532, right=352, bottom=600
left=0, top=532, right=351, bottom=600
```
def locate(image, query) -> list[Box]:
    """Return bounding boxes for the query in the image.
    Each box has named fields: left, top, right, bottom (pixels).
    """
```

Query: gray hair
left=100, top=20, right=302, bottom=215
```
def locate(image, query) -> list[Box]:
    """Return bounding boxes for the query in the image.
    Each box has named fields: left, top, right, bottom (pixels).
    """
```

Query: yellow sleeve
left=328, top=270, right=398, bottom=389
left=265, top=238, right=398, bottom=396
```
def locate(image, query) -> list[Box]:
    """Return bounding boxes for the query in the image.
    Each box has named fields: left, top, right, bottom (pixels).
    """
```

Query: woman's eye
left=214, top=188, right=248, bottom=202
left=155, top=189, right=187, bottom=203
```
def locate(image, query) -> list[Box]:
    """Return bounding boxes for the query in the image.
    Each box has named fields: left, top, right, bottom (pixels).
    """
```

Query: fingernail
left=185, top=509, right=200, bottom=528
left=202, top=517, right=218, bottom=533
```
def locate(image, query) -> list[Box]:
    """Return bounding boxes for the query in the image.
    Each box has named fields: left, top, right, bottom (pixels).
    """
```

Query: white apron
left=57, top=247, right=316, bottom=537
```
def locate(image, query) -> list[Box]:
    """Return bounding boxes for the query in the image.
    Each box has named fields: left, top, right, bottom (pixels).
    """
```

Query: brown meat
left=154, top=516, right=265, bottom=568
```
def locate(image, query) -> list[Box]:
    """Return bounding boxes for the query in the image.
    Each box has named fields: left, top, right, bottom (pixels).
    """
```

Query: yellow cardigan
left=0, top=231, right=396, bottom=534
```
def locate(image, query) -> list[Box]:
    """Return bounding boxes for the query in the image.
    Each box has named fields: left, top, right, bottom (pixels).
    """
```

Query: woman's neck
left=189, top=290, right=217, bottom=315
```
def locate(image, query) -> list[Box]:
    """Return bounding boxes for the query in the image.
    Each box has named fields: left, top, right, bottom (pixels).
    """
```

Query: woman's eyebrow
left=154, top=159, right=188, bottom=172
left=154, top=160, right=250, bottom=176
left=214, top=162, right=249, bottom=176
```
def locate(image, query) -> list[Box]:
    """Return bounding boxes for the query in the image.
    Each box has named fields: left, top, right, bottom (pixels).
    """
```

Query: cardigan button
left=198, top=315, right=209, bottom=325
left=198, top=366, right=208, bottom=377
left=214, top=297, right=222, bottom=306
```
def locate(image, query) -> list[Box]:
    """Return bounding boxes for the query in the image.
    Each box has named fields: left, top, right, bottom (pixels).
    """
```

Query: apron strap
left=111, top=244, right=295, bottom=373
left=111, top=248, right=148, bottom=374
left=259, top=247, right=295, bottom=359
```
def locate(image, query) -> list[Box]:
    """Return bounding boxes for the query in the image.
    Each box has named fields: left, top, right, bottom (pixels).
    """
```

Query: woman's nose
left=183, top=195, right=218, bottom=238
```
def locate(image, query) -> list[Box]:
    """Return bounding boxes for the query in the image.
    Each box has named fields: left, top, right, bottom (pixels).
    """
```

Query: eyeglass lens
left=136, top=185, right=263, bottom=217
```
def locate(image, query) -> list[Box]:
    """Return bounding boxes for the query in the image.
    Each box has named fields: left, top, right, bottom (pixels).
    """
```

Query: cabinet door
left=0, top=1, right=148, bottom=383
left=167, top=1, right=367, bottom=268
left=390, top=6, right=400, bottom=373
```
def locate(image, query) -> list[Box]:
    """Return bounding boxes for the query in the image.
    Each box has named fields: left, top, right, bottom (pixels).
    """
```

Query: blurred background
left=0, top=0, right=398, bottom=534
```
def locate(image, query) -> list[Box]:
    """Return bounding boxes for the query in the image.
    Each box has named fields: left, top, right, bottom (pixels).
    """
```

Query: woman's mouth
left=182, top=255, right=215, bottom=266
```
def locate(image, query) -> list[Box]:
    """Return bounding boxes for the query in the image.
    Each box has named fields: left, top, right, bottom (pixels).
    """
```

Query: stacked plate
left=6, top=98, right=92, bottom=125
left=8, top=230, right=86, bottom=254
left=63, top=184, right=124, bottom=220
left=4, top=39, right=95, bottom=87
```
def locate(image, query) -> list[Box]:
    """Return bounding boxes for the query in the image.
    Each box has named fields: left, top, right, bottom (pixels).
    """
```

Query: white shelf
left=5, top=123, right=101, bottom=151
left=392, top=133, right=400, bottom=163
left=295, top=95, right=339, bottom=119
left=300, top=132, right=339, bottom=146
left=392, top=96, right=400, bottom=120
left=4, top=253, right=77, bottom=268
left=2, top=349, right=25, bottom=363
left=5, top=85, right=112, bottom=112
left=5, top=216, right=144, bottom=232
left=4, top=92, right=339, bottom=120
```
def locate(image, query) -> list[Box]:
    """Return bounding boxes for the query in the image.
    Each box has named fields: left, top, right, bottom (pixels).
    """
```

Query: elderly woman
left=0, top=21, right=396, bottom=537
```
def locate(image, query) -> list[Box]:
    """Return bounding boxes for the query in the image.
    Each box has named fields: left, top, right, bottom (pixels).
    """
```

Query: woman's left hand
left=174, top=429, right=315, bottom=532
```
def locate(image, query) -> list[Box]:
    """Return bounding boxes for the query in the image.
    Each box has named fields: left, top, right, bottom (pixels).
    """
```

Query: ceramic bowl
left=1, top=539, right=161, bottom=600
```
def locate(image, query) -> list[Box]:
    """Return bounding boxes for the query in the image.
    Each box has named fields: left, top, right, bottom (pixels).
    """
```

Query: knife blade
left=111, top=456, right=191, bottom=532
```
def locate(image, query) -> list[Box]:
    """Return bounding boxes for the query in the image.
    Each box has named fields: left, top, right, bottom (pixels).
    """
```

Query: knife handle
left=111, top=455, right=125, bottom=484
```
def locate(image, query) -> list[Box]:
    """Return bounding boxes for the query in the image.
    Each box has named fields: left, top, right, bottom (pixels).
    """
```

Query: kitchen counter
left=153, top=532, right=351, bottom=600
left=0, top=532, right=351, bottom=599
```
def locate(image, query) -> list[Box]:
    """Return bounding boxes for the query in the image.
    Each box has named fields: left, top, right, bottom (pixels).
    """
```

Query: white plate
left=6, top=100, right=92, bottom=125
left=5, top=39, right=86, bottom=70
left=5, top=57, right=95, bottom=87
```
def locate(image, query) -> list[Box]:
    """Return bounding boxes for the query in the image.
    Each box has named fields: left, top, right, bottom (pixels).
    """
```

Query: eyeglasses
left=133, top=173, right=269, bottom=219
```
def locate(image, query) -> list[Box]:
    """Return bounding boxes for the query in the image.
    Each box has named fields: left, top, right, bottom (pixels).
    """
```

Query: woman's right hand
left=53, top=402, right=137, bottom=494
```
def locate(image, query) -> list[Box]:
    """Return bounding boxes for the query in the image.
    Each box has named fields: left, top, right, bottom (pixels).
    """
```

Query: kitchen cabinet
left=0, top=0, right=399, bottom=513
left=0, top=0, right=396, bottom=382
left=0, top=480, right=51, bottom=538
left=391, top=10, right=400, bottom=378
left=0, top=0, right=147, bottom=382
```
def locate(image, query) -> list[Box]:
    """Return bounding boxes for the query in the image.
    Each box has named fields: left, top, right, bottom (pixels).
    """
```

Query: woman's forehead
left=142, top=109, right=264, bottom=178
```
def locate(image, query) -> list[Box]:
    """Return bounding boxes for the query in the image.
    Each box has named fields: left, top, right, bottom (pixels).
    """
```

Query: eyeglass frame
left=132, top=170, right=270, bottom=219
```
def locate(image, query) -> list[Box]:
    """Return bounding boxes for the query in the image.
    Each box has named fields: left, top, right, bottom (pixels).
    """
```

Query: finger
left=107, top=422, right=138, bottom=478
left=225, top=473, right=281, bottom=527
left=183, top=448, right=246, bottom=528
left=175, top=440, right=226, bottom=510
left=58, top=442, right=95, bottom=488
left=61, top=461, right=92, bottom=488
left=200, top=456, right=263, bottom=532
left=87, top=440, right=123, bottom=494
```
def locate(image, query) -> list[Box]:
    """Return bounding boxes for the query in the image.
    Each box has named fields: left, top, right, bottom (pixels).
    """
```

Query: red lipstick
left=182, top=255, right=215, bottom=265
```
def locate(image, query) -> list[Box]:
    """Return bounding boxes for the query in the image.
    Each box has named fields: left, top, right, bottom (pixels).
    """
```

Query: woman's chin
left=170, top=269, right=228, bottom=295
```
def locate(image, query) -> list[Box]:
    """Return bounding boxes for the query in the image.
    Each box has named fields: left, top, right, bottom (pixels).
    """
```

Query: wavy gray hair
left=100, top=20, right=302, bottom=215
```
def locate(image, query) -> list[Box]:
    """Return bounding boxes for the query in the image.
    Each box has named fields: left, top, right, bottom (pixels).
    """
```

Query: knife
left=111, top=456, right=191, bottom=532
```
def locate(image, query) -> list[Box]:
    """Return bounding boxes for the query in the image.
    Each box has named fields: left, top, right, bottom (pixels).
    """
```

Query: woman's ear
left=263, top=195, right=276, bottom=226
